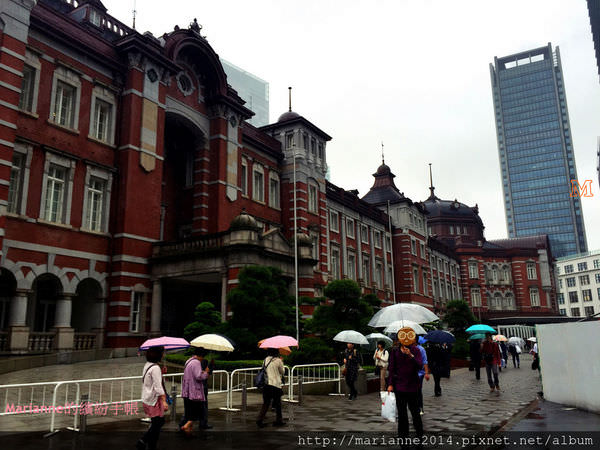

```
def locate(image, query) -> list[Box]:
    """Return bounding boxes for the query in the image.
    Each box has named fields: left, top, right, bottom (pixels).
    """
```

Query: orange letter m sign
left=570, top=179, right=593, bottom=198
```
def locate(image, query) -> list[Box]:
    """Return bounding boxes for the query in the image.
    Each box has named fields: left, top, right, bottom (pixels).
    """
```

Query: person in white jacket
left=137, top=346, right=168, bottom=450
left=373, top=341, right=389, bottom=391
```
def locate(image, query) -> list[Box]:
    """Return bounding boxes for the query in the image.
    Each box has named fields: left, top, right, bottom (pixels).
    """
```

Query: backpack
left=254, top=356, right=276, bottom=389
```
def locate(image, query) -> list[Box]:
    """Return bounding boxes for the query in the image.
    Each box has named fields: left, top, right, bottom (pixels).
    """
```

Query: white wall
left=537, top=321, right=600, bottom=413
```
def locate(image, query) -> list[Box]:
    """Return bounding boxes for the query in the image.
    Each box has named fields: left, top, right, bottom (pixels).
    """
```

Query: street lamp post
left=292, top=143, right=299, bottom=343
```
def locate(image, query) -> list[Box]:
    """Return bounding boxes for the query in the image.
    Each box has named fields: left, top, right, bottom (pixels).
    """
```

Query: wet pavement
left=0, top=355, right=553, bottom=449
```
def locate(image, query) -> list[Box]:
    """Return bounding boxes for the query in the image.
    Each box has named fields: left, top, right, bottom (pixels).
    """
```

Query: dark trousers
left=485, top=363, right=499, bottom=388
left=394, top=391, right=423, bottom=439
left=142, top=416, right=164, bottom=450
left=433, top=374, right=442, bottom=396
left=511, top=353, right=520, bottom=368
left=473, top=359, right=481, bottom=380
left=346, top=377, right=357, bottom=398
left=257, top=385, right=283, bottom=423
left=179, top=398, right=207, bottom=429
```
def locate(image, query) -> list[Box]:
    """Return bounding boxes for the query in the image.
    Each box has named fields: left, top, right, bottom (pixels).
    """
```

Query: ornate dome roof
left=230, top=211, right=259, bottom=230
left=277, top=111, right=301, bottom=122
left=422, top=195, right=482, bottom=225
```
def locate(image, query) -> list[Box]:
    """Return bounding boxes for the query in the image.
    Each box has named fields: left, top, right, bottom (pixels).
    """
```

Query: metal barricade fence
left=222, top=366, right=291, bottom=411
left=0, top=381, right=62, bottom=417
left=288, top=363, right=341, bottom=402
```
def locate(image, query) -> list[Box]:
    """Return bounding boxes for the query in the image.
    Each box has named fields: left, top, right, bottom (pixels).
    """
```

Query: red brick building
left=0, top=1, right=556, bottom=354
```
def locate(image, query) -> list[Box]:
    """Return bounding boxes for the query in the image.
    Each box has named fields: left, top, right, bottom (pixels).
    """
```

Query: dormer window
left=89, top=9, right=102, bottom=27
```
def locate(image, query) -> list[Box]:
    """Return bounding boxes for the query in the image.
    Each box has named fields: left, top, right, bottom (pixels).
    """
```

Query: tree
left=443, top=299, right=477, bottom=332
left=183, top=301, right=222, bottom=341
left=307, top=279, right=379, bottom=340
left=222, top=265, right=296, bottom=357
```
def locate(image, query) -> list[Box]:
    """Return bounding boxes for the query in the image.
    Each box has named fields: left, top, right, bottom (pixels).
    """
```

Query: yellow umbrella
left=493, top=334, right=508, bottom=342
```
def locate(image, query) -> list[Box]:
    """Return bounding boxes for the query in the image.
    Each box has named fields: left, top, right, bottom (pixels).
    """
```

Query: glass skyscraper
left=221, top=59, right=269, bottom=127
left=490, top=43, right=587, bottom=258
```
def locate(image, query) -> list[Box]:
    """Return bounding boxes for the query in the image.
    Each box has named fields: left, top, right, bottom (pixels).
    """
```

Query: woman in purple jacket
left=180, top=347, right=210, bottom=435
left=387, top=328, right=424, bottom=441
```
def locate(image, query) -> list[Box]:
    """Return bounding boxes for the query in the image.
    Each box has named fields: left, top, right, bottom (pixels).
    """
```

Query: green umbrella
left=468, top=333, right=486, bottom=341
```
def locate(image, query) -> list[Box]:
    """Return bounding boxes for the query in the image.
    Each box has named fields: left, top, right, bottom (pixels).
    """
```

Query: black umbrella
left=424, top=330, right=456, bottom=344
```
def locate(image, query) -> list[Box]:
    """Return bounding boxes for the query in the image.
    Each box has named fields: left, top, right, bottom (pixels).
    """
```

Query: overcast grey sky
left=104, top=0, right=599, bottom=251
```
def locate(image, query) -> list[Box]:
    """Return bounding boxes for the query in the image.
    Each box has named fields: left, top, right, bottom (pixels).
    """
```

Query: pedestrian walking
left=137, top=346, right=168, bottom=450
left=387, top=327, right=424, bottom=443
left=481, top=333, right=501, bottom=394
left=499, top=341, right=508, bottom=370
left=180, top=347, right=210, bottom=436
left=373, top=341, right=389, bottom=391
left=343, top=343, right=361, bottom=400
left=416, top=338, right=430, bottom=414
left=427, top=343, right=451, bottom=397
left=469, top=339, right=482, bottom=380
left=256, top=348, right=286, bottom=427
left=508, top=343, right=520, bottom=368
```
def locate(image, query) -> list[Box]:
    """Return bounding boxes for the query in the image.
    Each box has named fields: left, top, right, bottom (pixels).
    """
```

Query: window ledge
left=80, top=228, right=111, bottom=237
left=37, top=218, right=73, bottom=230
left=19, top=110, right=39, bottom=119
left=87, top=135, right=116, bottom=149
left=47, top=120, right=79, bottom=135
left=5, top=212, right=28, bottom=220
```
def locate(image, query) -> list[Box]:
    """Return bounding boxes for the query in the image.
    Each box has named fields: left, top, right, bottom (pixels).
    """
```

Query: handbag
left=380, top=391, right=397, bottom=422
left=515, top=345, right=522, bottom=354
left=254, top=356, right=275, bottom=389
left=341, top=365, right=347, bottom=376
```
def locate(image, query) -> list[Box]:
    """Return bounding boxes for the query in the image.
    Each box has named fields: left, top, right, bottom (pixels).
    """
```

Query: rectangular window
left=318, top=143, right=324, bottom=159
left=347, top=252, right=356, bottom=280
left=559, top=308, right=566, bottom=316
left=559, top=279, right=563, bottom=289
left=411, top=239, right=417, bottom=255
left=361, top=224, right=369, bottom=243
left=566, top=277, right=576, bottom=287
left=584, top=306, right=595, bottom=316
left=374, top=230, right=382, bottom=248
left=346, top=218, right=355, bottom=239
left=240, top=159, right=248, bottom=196
left=582, top=289, right=592, bottom=302
left=252, top=167, right=264, bottom=202
left=557, top=293, right=564, bottom=304
left=329, top=210, right=339, bottom=232
left=385, top=235, right=391, bottom=252
left=564, top=264, right=574, bottom=273
left=471, top=288, right=481, bottom=307
left=596, top=273, right=600, bottom=284
left=568, top=291, right=578, bottom=303
left=269, top=175, right=280, bottom=208
left=422, top=271, right=428, bottom=296
left=449, top=225, right=454, bottom=235
left=579, top=275, right=590, bottom=286
left=308, top=184, right=318, bottom=213
left=362, top=256, right=370, bottom=283
left=413, top=268, right=419, bottom=293
left=44, top=164, right=67, bottom=223
left=53, top=80, right=76, bottom=128
left=375, top=261, right=383, bottom=288
left=19, top=64, right=36, bottom=112
left=571, top=307, right=580, bottom=317
left=330, top=246, right=340, bottom=280
left=129, top=292, right=143, bottom=332
left=526, top=262, right=537, bottom=280
left=419, top=243, right=425, bottom=259
left=285, top=133, right=294, bottom=149
left=311, top=138, right=316, bottom=156
left=92, top=98, right=113, bottom=142
left=530, top=288, right=540, bottom=306
left=7, top=152, right=25, bottom=214
left=594, top=259, right=600, bottom=269
left=577, top=262, right=588, bottom=271
left=302, top=133, right=308, bottom=149
left=84, top=177, right=106, bottom=232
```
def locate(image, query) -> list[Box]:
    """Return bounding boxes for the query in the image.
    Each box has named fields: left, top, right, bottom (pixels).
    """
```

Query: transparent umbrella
left=383, top=320, right=427, bottom=335
left=368, top=303, right=439, bottom=328
left=333, top=330, right=369, bottom=345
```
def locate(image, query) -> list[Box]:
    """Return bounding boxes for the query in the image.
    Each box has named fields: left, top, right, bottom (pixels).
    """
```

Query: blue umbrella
left=468, top=333, right=486, bottom=341
left=425, top=330, right=456, bottom=344
left=465, top=324, right=496, bottom=334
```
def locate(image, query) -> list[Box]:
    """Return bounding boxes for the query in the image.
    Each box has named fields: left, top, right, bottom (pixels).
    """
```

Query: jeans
left=417, top=376, right=424, bottom=411
left=346, top=377, right=358, bottom=398
left=485, top=363, right=499, bottom=389
left=394, top=390, right=423, bottom=439
left=257, top=385, right=283, bottom=423
left=142, top=416, right=165, bottom=450
left=511, top=353, right=520, bottom=368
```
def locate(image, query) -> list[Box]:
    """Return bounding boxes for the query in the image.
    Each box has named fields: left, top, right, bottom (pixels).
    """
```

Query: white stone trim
left=80, top=165, right=112, bottom=233
left=39, top=151, right=76, bottom=225
left=48, top=65, right=81, bottom=131
left=88, top=84, right=117, bottom=145
left=113, top=233, right=158, bottom=243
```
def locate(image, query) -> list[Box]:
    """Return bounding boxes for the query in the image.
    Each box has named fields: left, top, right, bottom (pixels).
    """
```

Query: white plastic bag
left=515, top=345, right=522, bottom=354
left=381, top=391, right=397, bottom=422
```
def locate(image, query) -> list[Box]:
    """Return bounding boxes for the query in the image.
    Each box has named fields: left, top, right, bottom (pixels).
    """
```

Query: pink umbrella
left=139, top=336, right=190, bottom=350
left=259, top=335, right=299, bottom=349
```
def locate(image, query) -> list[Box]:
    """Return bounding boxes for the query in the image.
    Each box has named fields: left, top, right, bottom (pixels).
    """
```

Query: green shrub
left=283, top=337, right=336, bottom=366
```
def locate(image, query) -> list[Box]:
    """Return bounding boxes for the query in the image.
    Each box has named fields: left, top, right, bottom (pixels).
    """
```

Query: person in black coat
left=343, top=343, right=361, bottom=400
left=427, top=344, right=451, bottom=396
left=469, top=339, right=482, bottom=380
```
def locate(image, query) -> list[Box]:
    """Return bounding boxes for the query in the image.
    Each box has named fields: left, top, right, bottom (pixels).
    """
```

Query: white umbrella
left=333, top=330, right=369, bottom=345
left=508, top=337, right=525, bottom=346
left=383, top=320, right=427, bottom=335
left=365, top=333, right=393, bottom=348
left=190, top=334, right=235, bottom=352
left=368, top=303, right=439, bottom=328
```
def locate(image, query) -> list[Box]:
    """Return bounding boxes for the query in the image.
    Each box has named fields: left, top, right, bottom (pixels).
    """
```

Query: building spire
left=381, top=141, right=385, bottom=165
left=288, top=86, right=292, bottom=112
left=428, top=163, right=436, bottom=199
left=132, top=0, right=137, bottom=30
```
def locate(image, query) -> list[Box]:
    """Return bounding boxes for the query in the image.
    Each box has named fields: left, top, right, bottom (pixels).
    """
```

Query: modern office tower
left=587, top=0, right=600, bottom=80
left=490, top=43, right=588, bottom=258
left=221, top=59, right=269, bottom=126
